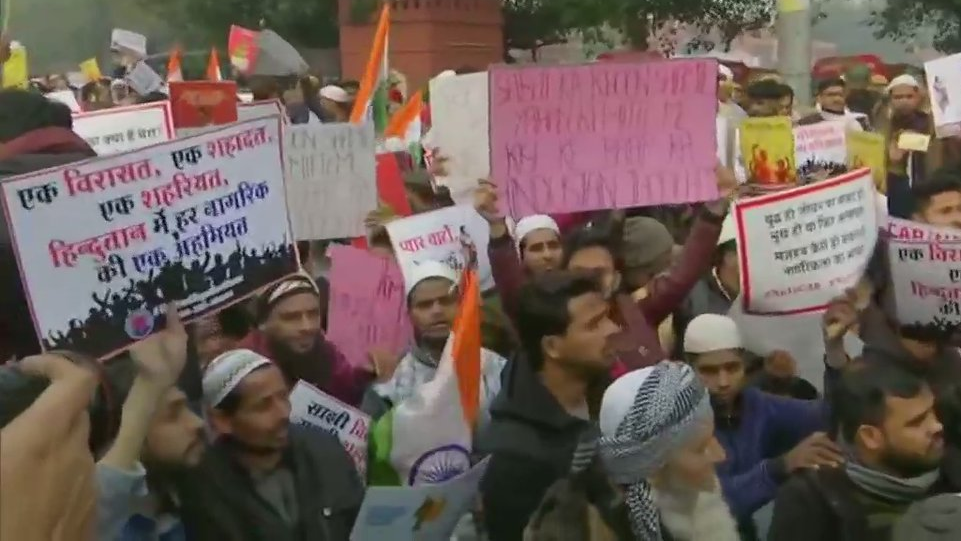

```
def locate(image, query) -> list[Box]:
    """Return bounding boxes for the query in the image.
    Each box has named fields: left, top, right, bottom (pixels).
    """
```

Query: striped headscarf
left=598, top=361, right=712, bottom=540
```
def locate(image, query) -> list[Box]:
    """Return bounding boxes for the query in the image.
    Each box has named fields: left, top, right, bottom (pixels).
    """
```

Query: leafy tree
left=870, top=0, right=960, bottom=52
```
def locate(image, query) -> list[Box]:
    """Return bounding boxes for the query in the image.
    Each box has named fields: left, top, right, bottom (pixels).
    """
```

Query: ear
left=207, top=407, right=233, bottom=438
left=856, top=424, right=885, bottom=453
left=541, top=335, right=563, bottom=363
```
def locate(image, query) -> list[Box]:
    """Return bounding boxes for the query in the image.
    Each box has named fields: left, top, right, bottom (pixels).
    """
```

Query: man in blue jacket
left=683, top=314, right=841, bottom=541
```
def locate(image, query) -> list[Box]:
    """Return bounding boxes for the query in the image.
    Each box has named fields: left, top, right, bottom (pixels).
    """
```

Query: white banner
left=889, top=235, right=961, bottom=336
left=73, top=102, right=175, bottom=156
left=427, top=72, right=489, bottom=202
left=2, top=116, right=297, bottom=358
left=386, top=205, right=494, bottom=292
left=289, top=380, right=370, bottom=479
left=794, top=119, right=848, bottom=181
left=735, top=168, right=878, bottom=315
left=284, top=122, right=377, bottom=240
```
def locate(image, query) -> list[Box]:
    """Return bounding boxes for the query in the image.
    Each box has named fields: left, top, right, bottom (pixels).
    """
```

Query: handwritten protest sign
left=925, top=53, right=961, bottom=137
left=739, top=117, right=796, bottom=185
left=238, top=99, right=285, bottom=123
left=489, top=59, right=718, bottom=217
left=1, top=116, right=297, bottom=358
left=735, top=168, right=878, bottom=315
left=847, top=131, right=886, bottom=193
left=794, top=120, right=847, bottom=182
left=73, top=102, right=175, bottom=156
left=889, top=230, right=961, bottom=337
left=285, top=123, right=378, bottom=240
left=428, top=72, right=489, bottom=202
left=326, top=245, right=412, bottom=368
left=289, top=380, right=370, bottom=479
left=386, top=205, right=494, bottom=291
left=351, top=459, right=489, bottom=541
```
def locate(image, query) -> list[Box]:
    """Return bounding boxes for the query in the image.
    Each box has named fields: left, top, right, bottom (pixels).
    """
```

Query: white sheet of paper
left=72, top=102, right=175, bottom=155
left=427, top=73, right=489, bottom=203
left=110, top=28, right=147, bottom=57
left=125, top=62, right=163, bottom=96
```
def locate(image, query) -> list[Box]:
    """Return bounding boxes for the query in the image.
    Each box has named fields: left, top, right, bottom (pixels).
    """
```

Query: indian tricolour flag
left=349, top=2, right=391, bottom=134
left=383, top=89, right=423, bottom=161
left=368, top=267, right=482, bottom=486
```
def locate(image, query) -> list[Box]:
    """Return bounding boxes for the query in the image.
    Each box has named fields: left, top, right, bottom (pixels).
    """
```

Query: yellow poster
left=739, top=117, right=797, bottom=185
left=79, top=58, right=102, bottom=81
left=2, top=44, right=27, bottom=89
left=847, top=131, right=887, bottom=193
left=778, top=0, right=809, bottom=13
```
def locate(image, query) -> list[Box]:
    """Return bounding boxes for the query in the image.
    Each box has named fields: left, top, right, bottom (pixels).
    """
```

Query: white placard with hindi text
left=284, top=122, right=377, bottom=240
left=289, top=380, right=370, bottom=479
left=887, top=216, right=961, bottom=242
left=73, top=102, right=175, bottom=156
left=735, top=168, right=878, bottom=315
left=793, top=119, right=848, bottom=181
left=0, top=117, right=297, bottom=358
left=386, top=205, right=494, bottom=292
left=889, top=237, right=961, bottom=336
left=427, top=72, right=489, bottom=202
left=350, top=458, right=489, bottom=541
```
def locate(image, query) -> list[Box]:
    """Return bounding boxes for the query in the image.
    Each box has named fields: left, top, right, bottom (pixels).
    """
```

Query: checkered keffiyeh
left=599, top=362, right=712, bottom=540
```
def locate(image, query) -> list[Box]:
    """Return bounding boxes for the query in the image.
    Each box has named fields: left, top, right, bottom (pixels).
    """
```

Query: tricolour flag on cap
left=349, top=3, right=390, bottom=133
left=368, top=266, right=482, bottom=486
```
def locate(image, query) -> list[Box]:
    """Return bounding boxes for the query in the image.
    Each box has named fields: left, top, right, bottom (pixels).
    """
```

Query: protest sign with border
left=326, top=244, right=412, bottom=368
left=289, top=380, right=370, bottom=479
left=489, top=59, right=719, bottom=218
left=889, top=234, right=961, bottom=337
left=739, top=117, right=796, bottom=185
left=284, top=123, right=377, bottom=240
left=794, top=119, right=847, bottom=182
left=736, top=168, right=878, bottom=316
left=72, top=101, right=175, bottom=156
left=887, top=217, right=961, bottom=242
left=1, top=115, right=297, bottom=358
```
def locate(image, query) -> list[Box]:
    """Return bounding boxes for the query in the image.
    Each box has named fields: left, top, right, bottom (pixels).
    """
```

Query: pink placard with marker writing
left=489, top=59, right=719, bottom=217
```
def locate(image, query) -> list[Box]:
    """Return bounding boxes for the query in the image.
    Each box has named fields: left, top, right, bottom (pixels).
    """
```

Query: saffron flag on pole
left=349, top=2, right=390, bottom=133
left=368, top=266, right=482, bottom=486
left=384, top=89, right=423, bottom=151
left=167, top=48, right=183, bottom=82
left=206, top=47, right=223, bottom=82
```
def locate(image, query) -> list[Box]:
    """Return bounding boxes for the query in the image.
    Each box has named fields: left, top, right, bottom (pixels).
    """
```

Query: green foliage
left=870, top=0, right=961, bottom=52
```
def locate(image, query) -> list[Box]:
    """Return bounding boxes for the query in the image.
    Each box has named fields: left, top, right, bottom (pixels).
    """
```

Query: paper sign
left=238, top=99, right=285, bottom=123
left=125, top=62, right=163, bottom=96
left=169, top=81, right=239, bottom=130
left=351, top=459, right=489, bottom=541
left=898, top=131, right=931, bottom=152
left=386, top=205, right=494, bottom=291
left=72, top=102, right=175, bottom=156
left=794, top=120, right=848, bottom=182
left=428, top=72, right=489, bottom=202
left=739, top=117, right=796, bottom=185
left=228, top=25, right=261, bottom=74
left=285, top=123, right=378, bottom=240
left=925, top=53, right=961, bottom=138
left=110, top=28, right=147, bottom=57
left=846, top=131, right=886, bottom=193
left=889, top=236, right=961, bottom=337
left=0, top=116, right=297, bottom=358
left=47, top=90, right=82, bottom=113
left=326, top=245, right=412, bottom=368
left=489, top=59, right=719, bottom=217
left=736, top=168, right=878, bottom=315
left=887, top=217, right=961, bottom=242
left=80, top=58, right=102, bottom=81
left=2, top=43, right=27, bottom=89
left=289, top=380, right=370, bottom=479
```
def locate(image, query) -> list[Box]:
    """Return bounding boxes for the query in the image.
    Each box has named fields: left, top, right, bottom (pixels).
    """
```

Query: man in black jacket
left=183, top=349, right=364, bottom=540
left=477, top=271, right=620, bottom=541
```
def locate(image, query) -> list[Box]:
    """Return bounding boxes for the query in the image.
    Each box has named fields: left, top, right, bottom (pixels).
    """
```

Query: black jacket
left=476, top=356, right=594, bottom=541
left=179, top=425, right=365, bottom=541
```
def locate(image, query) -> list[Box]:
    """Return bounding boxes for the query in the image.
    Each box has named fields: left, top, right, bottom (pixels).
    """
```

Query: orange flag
left=167, top=48, right=183, bottom=82
left=206, top=48, right=223, bottom=82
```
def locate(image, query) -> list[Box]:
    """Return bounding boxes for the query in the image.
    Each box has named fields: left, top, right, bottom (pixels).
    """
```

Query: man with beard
left=186, top=349, right=364, bottom=540
left=769, top=358, right=948, bottom=540
left=238, top=274, right=392, bottom=407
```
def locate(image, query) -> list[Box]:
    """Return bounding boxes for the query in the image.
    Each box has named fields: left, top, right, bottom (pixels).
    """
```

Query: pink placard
left=489, top=59, right=719, bottom=217
left=325, top=244, right=412, bottom=367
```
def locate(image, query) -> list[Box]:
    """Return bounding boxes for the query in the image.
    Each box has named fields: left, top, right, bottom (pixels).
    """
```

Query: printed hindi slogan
left=889, top=219, right=961, bottom=337
left=289, top=380, right=370, bottom=479
left=793, top=119, right=848, bottom=182
left=326, top=245, right=412, bottom=368
left=73, top=101, right=175, bottom=156
left=488, top=59, right=719, bottom=217
left=284, top=123, right=377, bottom=240
left=1, top=116, right=298, bottom=358
left=735, top=168, right=878, bottom=315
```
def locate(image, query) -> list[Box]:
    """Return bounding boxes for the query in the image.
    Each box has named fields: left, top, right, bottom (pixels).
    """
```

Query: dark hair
left=832, top=356, right=927, bottom=443
left=912, top=168, right=961, bottom=213
left=746, top=79, right=788, bottom=101
left=780, top=83, right=795, bottom=100
left=516, top=270, right=603, bottom=371
left=562, top=221, right=623, bottom=270
left=714, top=239, right=737, bottom=268
left=0, top=89, right=74, bottom=142
left=817, top=77, right=846, bottom=95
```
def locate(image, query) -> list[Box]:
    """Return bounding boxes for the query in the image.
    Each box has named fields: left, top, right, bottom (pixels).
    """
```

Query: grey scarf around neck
left=844, top=460, right=940, bottom=503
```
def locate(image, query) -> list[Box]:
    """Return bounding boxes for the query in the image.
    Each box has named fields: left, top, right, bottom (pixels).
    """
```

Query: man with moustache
left=184, top=349, right=363, bottom=540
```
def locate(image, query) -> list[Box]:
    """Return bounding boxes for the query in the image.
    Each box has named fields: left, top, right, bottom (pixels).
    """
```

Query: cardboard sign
left=72, top=102, right=175, bottom=156
left=0, top=116, right=296, bottom=358
left=289, top=380, right=370, bottom=479
left=169, top=81, right=239, bottom=130
left=889, top=233, right=961, bottom=337
left=735, top=168, right=878, bottom=315
left=739, top=117, right=796, bottom=185
left=489, top=59, right=719, bottom=217
left=793, top=120, right=848, bottom=182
